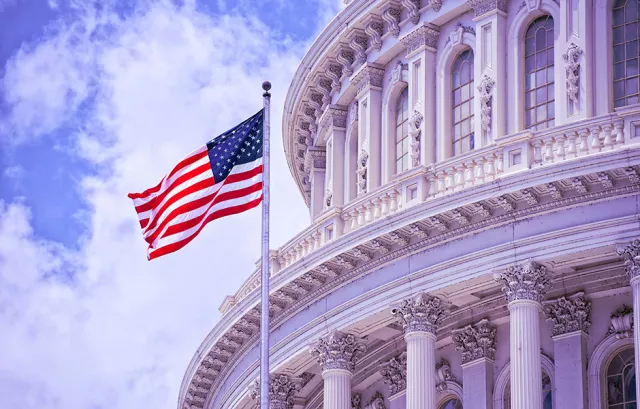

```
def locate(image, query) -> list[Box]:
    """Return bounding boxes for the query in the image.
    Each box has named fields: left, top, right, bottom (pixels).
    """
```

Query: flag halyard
left=128, top=109, right=265, bottom=260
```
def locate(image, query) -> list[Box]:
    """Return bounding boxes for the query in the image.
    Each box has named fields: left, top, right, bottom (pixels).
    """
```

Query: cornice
left=181, top=155, right=640, bottom=409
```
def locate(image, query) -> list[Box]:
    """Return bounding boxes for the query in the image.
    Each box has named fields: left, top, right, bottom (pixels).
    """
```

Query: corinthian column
left=249, top=374, right=302, bottom=409
left=494, top=261, right=551, bottom=409
left=392, top=293, right=450, bottom=409
left=310, top=330, right=367, bottom=409
left=617, top=240, right=640, bottom=399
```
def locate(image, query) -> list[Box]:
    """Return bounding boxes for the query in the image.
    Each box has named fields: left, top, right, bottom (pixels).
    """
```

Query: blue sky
left=0, top=1, right=341, bottom=408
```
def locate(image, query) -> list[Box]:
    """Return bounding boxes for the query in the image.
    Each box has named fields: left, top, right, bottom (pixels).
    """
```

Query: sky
left=0, top=0, right=343, bottom=408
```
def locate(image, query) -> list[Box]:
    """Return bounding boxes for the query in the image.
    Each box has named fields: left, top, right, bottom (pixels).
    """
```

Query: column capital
left=248, top=374, right=302, bottom=409
left=304, top=146, right=326, bottom=173
left=319, top=105, right=348, bottom=132
left=467, top=0, right=509, bottom=19
left=380, top=352, right=407, bottom=395
left=493, top=260, right=552, bottom=304
left=310, top=330, right=367, bottom=373
left=392, top=293, right=450, bottom=335
left=616, top=239, right=640, bottom=282
left=400, top=22, right=440, bottom=57
left=452, top=318, right=497, bottom=364
left=543, top=292, right=591, bottom=337
left=351, top=63, right=385, bottom=96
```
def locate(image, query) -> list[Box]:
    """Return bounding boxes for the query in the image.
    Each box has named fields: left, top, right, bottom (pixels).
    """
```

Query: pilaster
left=352, top=64, right=384, bottom=194
left=470, top=0, right=508, bottom=143
left=494, top=261, right=551, bottom=409
left=401, top=23, right=439, bottom=166
left=616, top=239, right=640, bottom=400
left=304, top=147, right=326, bottom=219
left=453, top=319, right=496, bottom=409
left=543, top=292, right=591, bottom=409
left=320, top=106, right=348, bottom=209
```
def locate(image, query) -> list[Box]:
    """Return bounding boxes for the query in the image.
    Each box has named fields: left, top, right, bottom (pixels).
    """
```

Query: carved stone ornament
left=562, top=43, right=583, bottom=103
left=430, top=0, right=443, bottom=12
left=380, top=352, right=407, bottom=394
left=607, top=305, right=633, bottom=339
left=435, top=358, right=455, bottom=393
left=392, top=293, right=450, bottom=334
left=352, top=392, right=362, bottom=409
left=325, top=189, right=333, bottom=208
left=326, top=62, right=343, bottom=95
left=382, top=5, right=402, bottom=38
left=356, top=149, right=369, bottom=195
left=365, top=391, right=386, bottom=409
left=310, top=330, right=367, bottom=372
left=401, top=23, right=440, bottom=55
left=365, top=16, right=385, bottom=51
left=320, top=106, right=348, bottom=130
left=409, top=109, right=424, bottom=167
left=452, top=318, right=497, bottom=364
left=493, top=260, right=552, bottom=304
left=616, top=239, right=640, bottom=281
left=477, top=75, right=495, bottom=133
left=446, top=23, right=475, bottom=47
left=337, top=47, right=355, bottom=79
left=350, top=101, right=359, bottom=124
left=349, top=30, right=369, bottom=68
left=352, top=64, right=385, bottom=95
left=402, top=0, right=421, bottom=24
left=304, top=147, right=326, bottom=173
left=467, top=0, right=509, bottom=18
left=543, top=292, right=591, bottom=336
left=248, top=374, right=302, bottom=409
left=390, top=60, right=408, bottom=84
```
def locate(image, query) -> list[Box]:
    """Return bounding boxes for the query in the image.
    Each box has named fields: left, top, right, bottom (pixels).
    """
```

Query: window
left=606, top=347, right=636, bottom=408
left=439, top=398, right=463, bottom=409
left=613, top=0, right=640, bottom=108
left=396, top=87, right=410, bottom=173
left=452, top=49, right=475, bottom=156
left=524, top=15, right=555, bottom=130
left=504, top=370, right=553, bottom=409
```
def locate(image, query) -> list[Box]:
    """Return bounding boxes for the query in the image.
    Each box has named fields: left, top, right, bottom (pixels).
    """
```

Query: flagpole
left=260, top=81, right=272, bottom=409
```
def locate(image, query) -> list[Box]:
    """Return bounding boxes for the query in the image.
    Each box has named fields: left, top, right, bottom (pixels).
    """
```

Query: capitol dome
left=179, top=1, right=640, bottom=409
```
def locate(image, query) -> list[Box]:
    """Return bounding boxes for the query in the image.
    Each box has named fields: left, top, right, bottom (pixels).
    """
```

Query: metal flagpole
left=259, top=81, right=272, bottom=409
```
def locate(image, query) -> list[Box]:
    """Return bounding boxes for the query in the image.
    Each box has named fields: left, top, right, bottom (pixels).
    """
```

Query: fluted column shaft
left=632, top=277, right=640, bottom=399
left=406, top=331, right=436, bottom=409
left=509, top=300, right=543, bottom=409
left=322, top=369, right=352, bottom=409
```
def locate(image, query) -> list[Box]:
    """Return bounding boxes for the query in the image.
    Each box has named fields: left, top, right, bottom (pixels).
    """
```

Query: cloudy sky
left=0, top=0, right=342, bottom=408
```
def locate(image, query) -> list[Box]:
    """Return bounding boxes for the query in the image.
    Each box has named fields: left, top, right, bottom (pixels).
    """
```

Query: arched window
left=504, top=370, right=553, bottom=409
left=395, top=87, right=410, bottom=173
left=438, top=397, right=463, bottom=409
left=606, top=347, right=636, bottom=407
left=452, top=49, right=475, bottom=156
left=524, top=15, right=555, bottom=130
left=613, top=0, right=640, bottom=108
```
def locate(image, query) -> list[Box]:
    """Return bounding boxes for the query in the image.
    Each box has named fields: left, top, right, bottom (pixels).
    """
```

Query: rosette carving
left=543, top=292, right=591, bottom=336
left=493, top=260, right=552, bottom=304
left=452, top=318, right=497, bottom=364
left=380, top=352, right=407, bottom=394
left=310, top=330, right=367, bottom=372
left=616, top=239, right=640, bottom=281
left=392, top=293, right=450, bottom=334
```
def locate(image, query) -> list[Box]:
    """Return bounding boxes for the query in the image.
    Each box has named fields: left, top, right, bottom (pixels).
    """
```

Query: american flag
left=128, top=109, right=264, bottom=260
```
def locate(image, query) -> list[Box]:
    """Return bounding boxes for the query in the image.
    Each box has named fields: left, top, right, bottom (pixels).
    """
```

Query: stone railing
left=220, top=112, right=637, bottom=314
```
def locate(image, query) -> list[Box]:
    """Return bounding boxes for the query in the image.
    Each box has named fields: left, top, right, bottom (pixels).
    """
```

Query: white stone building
left=178, top=1, right=640, bottom=408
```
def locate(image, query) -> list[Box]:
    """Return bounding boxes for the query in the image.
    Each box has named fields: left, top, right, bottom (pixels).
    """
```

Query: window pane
left=461, top=62, right=470, bottom=83
left=615, top=45, right=626, bottom=62
left=536, top=28, right=547, bottom=49
left=526, top=55, right=535, bottom=72
left=526, top=90, right=536, bottom=108
left=526, top=72, right=536, bottom=89
left=627, top=40, right=638, bottom=58
left=627, top=1, right=638, bottom=23
left=548, top=82, right=555, bottom=99
left=454, top=106, right=461, bottom=123
left=547, top=101, right=555, bottom=119
left=453, top=70, right=461, bottom=88
left=547, top=66, right=554, bottom=83
left=536, top=68, right=547, bottom=86
left=615, top=26, right=625, bottom=45
left=615, top=61, right=626, bottom=79
left=462, top=84, right=469, bottom=101
left=536, top=50, right=547, bottom=68
left=462, top=119, right=470, bottom=136
left=629, top=59, right=639, bottom=77
left=453, top=88, right=461, bottom=105
left=626, top=22, right=638, bottom=43
left=627, top=76, right=639, bottom=95
left=536, top=86, right=548, bottom=105
left=461, top=101, right=469, bottom=118
left=615, top=9, right=625, bottom=26
left=526, top=108, right=535, bottom=126
left=547, top=48, right=554, bottom=65
left=537, top=104, right=547, bottom=122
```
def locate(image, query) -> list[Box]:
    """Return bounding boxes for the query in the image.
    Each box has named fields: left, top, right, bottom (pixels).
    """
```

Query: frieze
left=310, top=330, right=367, bottom=372
left=467, top=0, right=509, bottom=17
left=543, top=292, right=591, bottom=336
left=452, top=318, right=497, bottom=364
left=392, top=293, right=450, bottom=334
left=401, top=23, right=440, bottom=55
left=494, top=260, right=551, bottom=304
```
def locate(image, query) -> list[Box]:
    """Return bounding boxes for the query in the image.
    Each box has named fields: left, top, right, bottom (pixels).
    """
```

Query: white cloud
left=0, top=1, right=341, bottom=409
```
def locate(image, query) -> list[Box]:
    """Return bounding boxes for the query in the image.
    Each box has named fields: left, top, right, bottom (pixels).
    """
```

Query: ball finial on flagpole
left=262, top=81, right=271, bottom=96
